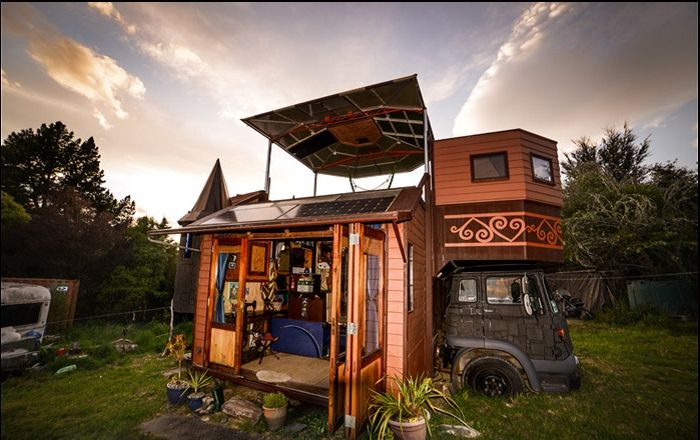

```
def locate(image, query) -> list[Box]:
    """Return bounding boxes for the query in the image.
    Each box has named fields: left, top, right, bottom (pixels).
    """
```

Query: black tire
left=463, top=357, right=524, bottom=397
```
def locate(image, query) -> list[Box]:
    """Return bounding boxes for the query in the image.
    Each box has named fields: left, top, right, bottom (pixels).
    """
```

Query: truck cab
left=439, top=264, right=580, bottom=396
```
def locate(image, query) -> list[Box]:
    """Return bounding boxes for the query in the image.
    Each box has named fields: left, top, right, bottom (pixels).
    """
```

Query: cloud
left=1, top=68, right=21, bottom=88
left=1, top=3, right=145, bottom=128
left=453, top=3, right=698, bottom=156
left=87, top=2, right=136, bottom=35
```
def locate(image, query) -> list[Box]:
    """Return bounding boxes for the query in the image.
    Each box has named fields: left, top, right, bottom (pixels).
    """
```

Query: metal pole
left=264, top=139, right=272, bottom=194
left=313, top=172, right=318, bottom=196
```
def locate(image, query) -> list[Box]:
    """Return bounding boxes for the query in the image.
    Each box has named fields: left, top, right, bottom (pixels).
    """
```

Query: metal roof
left=241, top=75, right=432, bottom=178
left=149, top=186, right=422, bottom=236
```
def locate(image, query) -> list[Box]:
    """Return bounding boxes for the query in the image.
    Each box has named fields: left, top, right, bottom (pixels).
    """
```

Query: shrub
left=263, top=392, right=287, bottom=408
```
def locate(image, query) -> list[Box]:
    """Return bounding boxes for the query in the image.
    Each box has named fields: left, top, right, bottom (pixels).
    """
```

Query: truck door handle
left=483, top=309, right=494, bottom=313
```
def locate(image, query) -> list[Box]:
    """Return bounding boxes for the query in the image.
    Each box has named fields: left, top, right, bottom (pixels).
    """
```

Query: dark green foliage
left=97, top=217, right=177, bottom=314
left=0, top=121, right=134, bottom=222
left=562, top=123, right=698, bottom=275
left=1, top=122, right=177, bottom=317
left=1, top=191, right=30, bottom=226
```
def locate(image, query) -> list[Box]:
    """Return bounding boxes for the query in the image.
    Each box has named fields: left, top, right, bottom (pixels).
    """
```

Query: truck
left=436, top=263, right=580, bottom=396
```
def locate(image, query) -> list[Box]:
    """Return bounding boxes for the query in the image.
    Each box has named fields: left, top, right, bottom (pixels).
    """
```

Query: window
left=407, top=243, right=414, bottom=312
left=531, top=154, right=554, bottom=184
left=458, top=279, right=477, bottom=302
left=486, top=276, right=522, bottom=304
left=471, top=152, right=509, bottom=181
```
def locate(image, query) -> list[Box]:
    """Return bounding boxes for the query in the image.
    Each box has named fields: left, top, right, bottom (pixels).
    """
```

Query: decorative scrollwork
left=447, top=212, right=562, bottom=247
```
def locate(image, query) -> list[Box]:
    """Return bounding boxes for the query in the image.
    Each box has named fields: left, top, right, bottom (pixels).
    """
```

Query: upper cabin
left=431, top=129, right=564, bottom=272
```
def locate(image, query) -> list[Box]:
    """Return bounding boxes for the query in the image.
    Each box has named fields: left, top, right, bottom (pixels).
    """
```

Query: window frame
left=470, top=151, right=510, bottom=182
left=457, top=278, right=478, bottom=303
left=530, top=153, right=555, bottom=185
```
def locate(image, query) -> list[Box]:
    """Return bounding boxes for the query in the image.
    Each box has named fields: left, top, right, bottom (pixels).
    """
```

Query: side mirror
left=523, top=293, right=533, bottom=315
left=521, top=275, right=529, bottom=294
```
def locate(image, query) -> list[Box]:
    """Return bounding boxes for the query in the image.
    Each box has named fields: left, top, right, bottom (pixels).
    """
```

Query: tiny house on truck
left=150, top=75, right=578, bottom=437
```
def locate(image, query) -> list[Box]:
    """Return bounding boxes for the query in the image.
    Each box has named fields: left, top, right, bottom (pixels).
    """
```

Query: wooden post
left=234, top=237, right=249, bottom=374
left=328, top=224, right=343, bottom=433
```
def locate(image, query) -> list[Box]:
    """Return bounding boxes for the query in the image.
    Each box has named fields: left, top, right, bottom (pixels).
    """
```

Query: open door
left=343, top=223, right=385, bottom=439
left=328, top=225, right=347, bottom=432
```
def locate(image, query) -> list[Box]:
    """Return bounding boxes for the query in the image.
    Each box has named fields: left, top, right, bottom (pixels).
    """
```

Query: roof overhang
left=149, top=185, right=422, bottom=236
left=241, top=75, right=433, bottom=178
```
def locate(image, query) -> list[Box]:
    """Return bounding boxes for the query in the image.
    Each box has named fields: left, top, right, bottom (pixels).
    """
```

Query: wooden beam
left=327, top=224, right=343, bottom=433
left=391, top=221, right=407, bottom=264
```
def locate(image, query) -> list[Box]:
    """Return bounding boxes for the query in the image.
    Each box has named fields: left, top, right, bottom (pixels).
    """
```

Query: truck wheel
left=463, top=357, right=524, bottom=397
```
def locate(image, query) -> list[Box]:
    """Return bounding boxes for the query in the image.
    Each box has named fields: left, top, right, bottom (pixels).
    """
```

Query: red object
left=557, top=328, right=566, bottom=339
left=56, top=347, right=66, bottom=357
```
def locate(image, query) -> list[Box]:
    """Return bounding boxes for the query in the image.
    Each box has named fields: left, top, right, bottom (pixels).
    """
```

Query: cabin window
left=458, top=279, right=477, bottom=303
left=471, top=152, right=509, bottom=181
left=407, top=243, right=414, bottom=312
left=531, top=154, right=554, bottom=184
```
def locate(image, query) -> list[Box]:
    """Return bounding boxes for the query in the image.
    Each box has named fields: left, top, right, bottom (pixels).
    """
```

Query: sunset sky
left=1, top=2, right=697, bottom=225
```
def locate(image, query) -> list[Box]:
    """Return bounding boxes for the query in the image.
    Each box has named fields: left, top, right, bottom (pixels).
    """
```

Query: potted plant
left=184, top=368, right=214, bottom=412
left=368, top=375, right=468, bottom=440
left=262, top=391, right=288, bottom=430
left=164, top=334, right=189, bottom=405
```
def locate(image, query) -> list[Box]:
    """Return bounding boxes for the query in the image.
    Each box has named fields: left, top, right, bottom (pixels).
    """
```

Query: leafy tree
left=97, top=217, right=177, bottom=313
left=563, top=122, right=650, bottom=185
left=562, top=124, right=697, bottom=275
left=1, top=121, right=134, bottom=225
left=1, top=191, right=30, bottom=227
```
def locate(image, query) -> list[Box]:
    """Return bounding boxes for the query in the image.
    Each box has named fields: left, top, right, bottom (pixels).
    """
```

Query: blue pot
left=166, top=385, right=190, bottom=405
left=188, top=395, right=204, bottom=412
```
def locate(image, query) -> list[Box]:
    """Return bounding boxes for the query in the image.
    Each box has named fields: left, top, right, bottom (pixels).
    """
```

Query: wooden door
left=344, top=223, right=385, bottom=439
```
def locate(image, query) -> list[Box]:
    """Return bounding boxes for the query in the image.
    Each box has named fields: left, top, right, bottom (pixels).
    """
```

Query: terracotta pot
left=263, top=405, right=287, bottom=430
left=388, top=416, right=427, bottom=440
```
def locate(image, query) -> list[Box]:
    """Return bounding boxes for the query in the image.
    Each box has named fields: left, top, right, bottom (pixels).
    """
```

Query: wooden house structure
left=151, top=75, right=564, bottom=438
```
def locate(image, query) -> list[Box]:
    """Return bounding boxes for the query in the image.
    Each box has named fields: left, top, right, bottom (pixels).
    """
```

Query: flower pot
left=388, top=416, right=427, bottom=440
left=166, top=383, right=190, bottom=405
left=263, top=405, right=287, bottom=430
left=188, top=392, right=206, bottom=412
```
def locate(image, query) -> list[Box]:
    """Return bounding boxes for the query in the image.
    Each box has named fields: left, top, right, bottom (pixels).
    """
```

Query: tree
left=563, top=122, right=650, bottom=185
left=1, top=191, right=30, bottom=227
left=1, top=121, right=134, bottom=224
left=562, top=124, right=697, bottom=275
left=97, top=217, right=177, bottom=313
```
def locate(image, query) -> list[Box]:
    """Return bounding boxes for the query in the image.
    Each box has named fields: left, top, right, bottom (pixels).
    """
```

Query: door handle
left=483, top=309, right=494, bottom=313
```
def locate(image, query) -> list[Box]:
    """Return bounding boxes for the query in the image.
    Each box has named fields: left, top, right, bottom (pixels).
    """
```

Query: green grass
left=431, top=320, right=698, bottom=440
left=1, top=319, right=697, bottom=440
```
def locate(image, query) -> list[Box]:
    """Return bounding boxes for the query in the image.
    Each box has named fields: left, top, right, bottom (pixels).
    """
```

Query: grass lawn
left=1, top=319, right=697, bottom=439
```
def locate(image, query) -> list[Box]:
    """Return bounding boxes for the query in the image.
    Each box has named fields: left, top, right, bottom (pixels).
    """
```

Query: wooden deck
left=238, top=352, right=329, bottom=401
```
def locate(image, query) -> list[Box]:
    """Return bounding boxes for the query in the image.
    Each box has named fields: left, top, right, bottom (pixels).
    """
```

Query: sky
left=1, top=2, right=697, bottom=225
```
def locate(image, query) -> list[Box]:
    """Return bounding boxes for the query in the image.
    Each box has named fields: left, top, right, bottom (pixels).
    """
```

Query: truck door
left=482, top=273, right=547, bottom=360
left=444, top=276, right=482, bottom=339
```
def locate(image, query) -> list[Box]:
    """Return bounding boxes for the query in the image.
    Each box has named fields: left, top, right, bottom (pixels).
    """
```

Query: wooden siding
left=404, top=203, right=430, bottom=378
left=385, top=202, right=431, bottom=381
left=385, top=222, right=405, bottom=378
left=434, top=130, right=563, bottom=208
left=192, top=234, right=213, bottom=366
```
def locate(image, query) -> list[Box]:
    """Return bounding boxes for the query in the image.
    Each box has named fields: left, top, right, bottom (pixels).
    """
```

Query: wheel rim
left=475, top=371, right=511, bottom=397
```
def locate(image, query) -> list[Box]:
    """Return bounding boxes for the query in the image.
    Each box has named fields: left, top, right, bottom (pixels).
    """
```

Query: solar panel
left=296, top=196, right=395, bottom=218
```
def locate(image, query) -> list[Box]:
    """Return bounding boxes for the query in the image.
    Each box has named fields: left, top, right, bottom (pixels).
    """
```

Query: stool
left=253, top=332, right=280, bottom=364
